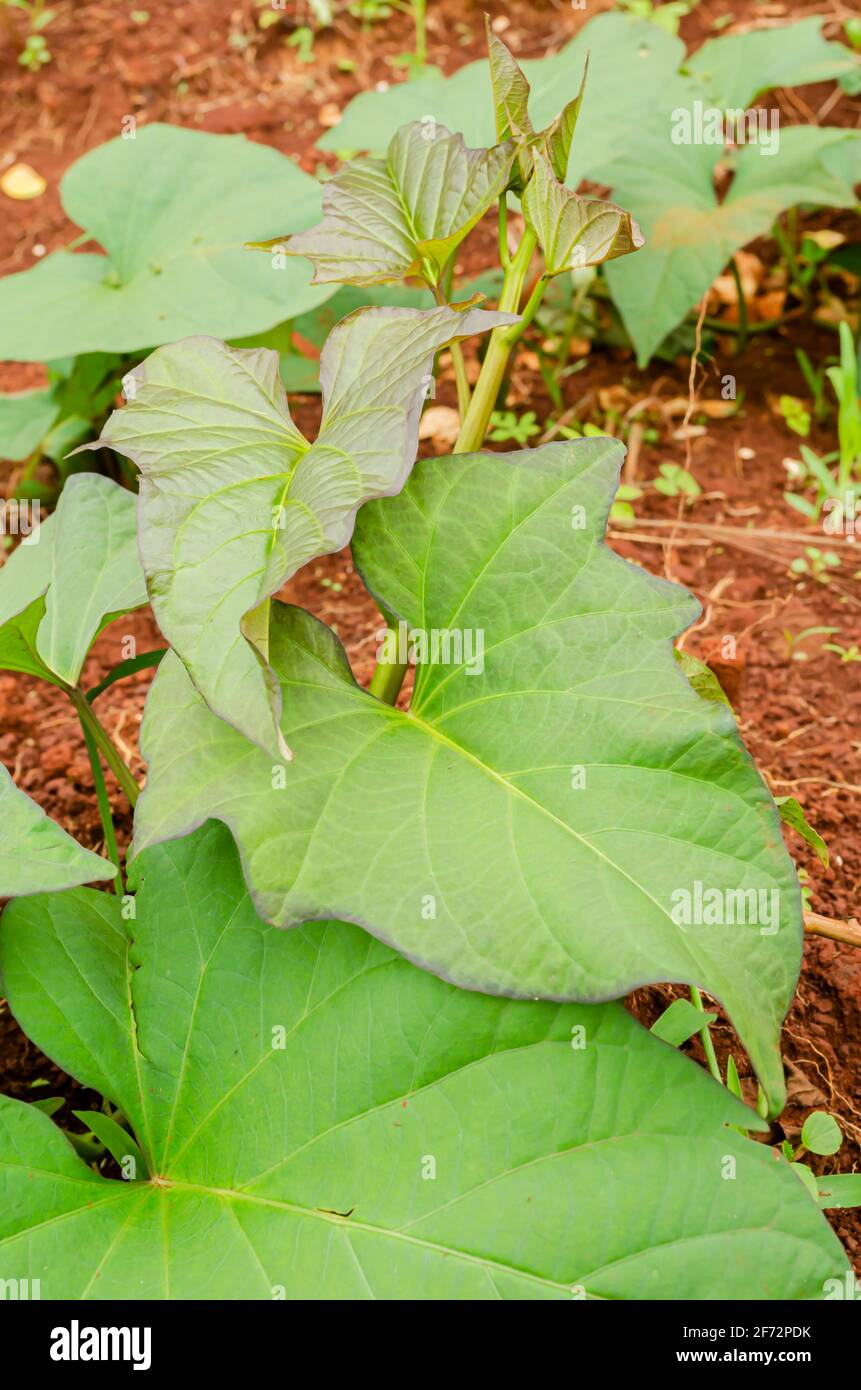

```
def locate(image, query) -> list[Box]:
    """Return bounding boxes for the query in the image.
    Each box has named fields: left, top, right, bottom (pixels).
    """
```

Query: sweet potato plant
left=0, top=23, right=855, bottom=1300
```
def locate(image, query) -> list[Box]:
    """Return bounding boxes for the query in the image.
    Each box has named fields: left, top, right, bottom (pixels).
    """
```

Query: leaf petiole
left=71, top=687, right=140, bottom=808
left=689, top=985, right=722, bottom=1085
left=78, top=718, right=123, bottom=892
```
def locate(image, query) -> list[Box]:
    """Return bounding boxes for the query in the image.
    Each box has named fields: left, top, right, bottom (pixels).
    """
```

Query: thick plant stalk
left=455, top=227, right=540, bottom=453
left=368, top=656, right=409, bottom=706
left=372, top=228, right=547, bottom=702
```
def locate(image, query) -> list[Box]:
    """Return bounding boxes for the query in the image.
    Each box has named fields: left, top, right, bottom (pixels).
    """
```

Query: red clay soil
left=1, top=0, right=860, bottom=1274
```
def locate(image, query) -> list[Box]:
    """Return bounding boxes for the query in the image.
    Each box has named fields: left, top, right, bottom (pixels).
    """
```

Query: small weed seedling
left=2, top=0, right=54, bottom=70
left=784, top=323, right=861, bottom=524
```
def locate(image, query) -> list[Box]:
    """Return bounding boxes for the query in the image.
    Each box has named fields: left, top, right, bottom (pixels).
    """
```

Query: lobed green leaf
left=0, top=824, right=846, bottom=1299
left=134, top=439, right=802, bottom=1113
left=0, top=125, right=332, bottom=361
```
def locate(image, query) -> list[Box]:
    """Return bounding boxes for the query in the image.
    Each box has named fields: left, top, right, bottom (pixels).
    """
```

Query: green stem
left=455, top=227, right=539, bottom=453
left=497, top=198, right=511, bottom=270
left=512, top=273, right=550, bottom=343
left=729, top=257, right=749, bottom=355
left=431, top=283, right=471, bottom=418
left=71, top=688, right=140, bottom=808
left=368, top=658, right=409, bottom=706
left=773, top=211, right=810, bottom=308
left=79, top=720, right=123, bottom=892
left=450, top=343, right=471, bottom=418
left=689, top=985, right=722, bottom=1084
left=694, top=309, right=803, bottom=337
left=412, top=0, right=426, bottom=65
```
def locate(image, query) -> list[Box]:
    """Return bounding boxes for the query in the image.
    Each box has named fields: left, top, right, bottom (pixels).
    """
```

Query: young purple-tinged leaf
left=271, top=122, right=515, bottom=288
left=541, top=54, right=589, bottom=182
left=134, top=440, right=801, bottom=1115
left=485, top=16, right=587, bottom=191
left=94, top=305, right=514, bottom=758
left=485, top=14, right=533, bottom=146
left=0, top=824, right=847, bottom=1298
left=522, top=150, right=644, bottom=276
left=0, top=763, right=116, bottom=895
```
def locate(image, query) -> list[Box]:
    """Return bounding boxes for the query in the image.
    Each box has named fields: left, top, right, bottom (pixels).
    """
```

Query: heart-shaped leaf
left=133, top=440, right=801, bottom=1113
left=0, top=823, right=846, bottom=1299
left=605, top=125, right=861, bottom=365
left=278, top=122, right=515, bottom=287
left=94, top=305, right=514, bottom=757
left=0, top=473, right=146, bottom=687
left=0, top=763, right=115, bottom=895
left=0, top=124, right=332, bottom=362
left=522, top=150, right=644, bottom=275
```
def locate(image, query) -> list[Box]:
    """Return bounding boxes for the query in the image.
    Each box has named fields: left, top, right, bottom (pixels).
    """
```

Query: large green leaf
left=280, top=123, right=515, bottom=287
left=0, top=763, right=115, bottom=895
left=0, top=125, right=332, bottom=361
left=0, top=824, right=846, bottom=1299
left=685, top=18, right=861, bottom=108
left=0, top=473, right=146, bottom=687
left=522, top=150, right=643, bottom=275
left=94, top=305, right=513, bottom=758
left=605, top=125, right=861, bottom=366
left=134, top=440, right=801, bottom=1113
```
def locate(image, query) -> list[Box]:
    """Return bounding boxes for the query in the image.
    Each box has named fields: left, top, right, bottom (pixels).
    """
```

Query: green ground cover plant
left=0, top=124, right=335, bottom=498
left=0, top=17, right=858, bottom=1301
